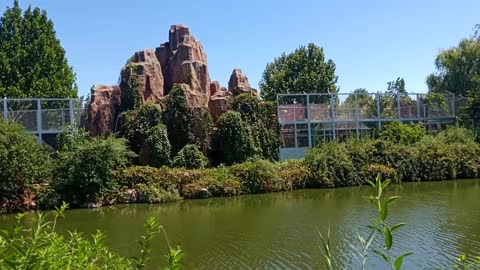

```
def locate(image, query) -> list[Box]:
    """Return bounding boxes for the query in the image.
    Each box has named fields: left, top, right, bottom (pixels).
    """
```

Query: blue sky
left=6, top=0, right=480, bottom=97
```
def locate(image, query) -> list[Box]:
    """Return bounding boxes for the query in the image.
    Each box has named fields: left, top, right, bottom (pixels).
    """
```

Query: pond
left=2, top=180, right=480, bottom=269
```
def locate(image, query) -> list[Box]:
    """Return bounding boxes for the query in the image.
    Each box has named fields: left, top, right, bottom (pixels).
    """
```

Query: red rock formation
left=88, top=25, right=259, bottom=136
left=228, top=68, right=259, bottom=97
left=87, top=85, right=122, bottom=136
left=120, top=49, right=164, bottom=103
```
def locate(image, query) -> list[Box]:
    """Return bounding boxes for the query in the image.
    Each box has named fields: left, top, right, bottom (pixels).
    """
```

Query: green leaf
left=394, top=253, right=413, bottom=270
left=384, top=226, right=392, bottom=250
left=380, top=200, right=389, bottom=221
left=387, top=196, right=401, bottom=205
left=391, top=223, right=406, bottom=232
left=374, top=249, right=389, bottom=263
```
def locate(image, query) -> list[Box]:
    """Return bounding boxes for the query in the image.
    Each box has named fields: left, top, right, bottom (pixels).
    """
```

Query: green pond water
left=1, top=180, right=480, bottom=269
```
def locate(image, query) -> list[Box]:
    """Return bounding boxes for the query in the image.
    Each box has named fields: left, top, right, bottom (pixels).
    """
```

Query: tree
left=172, top=144, right=207, bottom=169
left=259, top=43, right=338, bottom=101
left=218, top=111, right=258, bottom=164
left=163, top=84, right=194, bottom=155
left=427, top=25, right=480, bottom=121
left=145, top=124, right=171, bottom=168
left=0, top=119, right=51, bottom=202
left=387, top=77, right=407, bottom=97
left=0, top=1, right=77, bottom=98
left=119, top=103, right=162, bottom=156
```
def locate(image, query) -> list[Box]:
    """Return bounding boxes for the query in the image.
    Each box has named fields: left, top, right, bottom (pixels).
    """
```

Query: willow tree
left=0, top=1, right=77, bottom=98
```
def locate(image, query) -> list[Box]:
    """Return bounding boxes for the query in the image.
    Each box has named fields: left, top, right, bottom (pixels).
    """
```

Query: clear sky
left=5, top=0, right=480, bottom=97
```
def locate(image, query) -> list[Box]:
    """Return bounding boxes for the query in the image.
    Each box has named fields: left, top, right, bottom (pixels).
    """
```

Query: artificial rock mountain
left=88, top=24, right=258, bottom=136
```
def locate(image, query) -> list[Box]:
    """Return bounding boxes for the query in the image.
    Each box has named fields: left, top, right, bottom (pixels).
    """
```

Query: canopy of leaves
left=119, top=103, right=162, bottom=155
left=172, top=144, right=207, bottom=169
left=218, top=110, right=258, bottom=165
left=379, top=122, right=426, bottom=145
left=0, top=1, right=77, bottom=98
left=0, top=119, right=51, bottom=200
left=259, top=43, right=338, bottom=101
left=53, top=133, right=134, bottom=206
left=145, top=124, right=171, bottom=168
left=163, top=84, right=194, bottom=155
left=427, top=25, right=480, bottom=121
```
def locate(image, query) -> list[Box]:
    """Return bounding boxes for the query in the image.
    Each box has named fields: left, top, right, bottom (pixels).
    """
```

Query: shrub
left=111, top=166, right=180, bottom=193
left=364, top=163, right=399, bottom=183
left=145, top=124, right=171, bottom=167
left=0, top=119, right=51, bottom=202
left=163, top=84, right=194, bottom=154
left=52, top=134, right=134, bottom=206
left=134, top=183, right=181, bottom=203
left=182, top=166, right=241, bottom=198
left=410, top=138, right=456, bottom=181
left=436, top=126, right=476, bottom=144
left=279, top=159, right=311, bottom=190
left=231, top=159, right=283, bottom=193
left=305, top=142, right=360, bottom=187
left=379, top=122, right=426, bottom=144
left=119, top=102, right=162, bottom=156
left=172, top=144, right=207, bottom=169
left=345, top=138, right=376, bottom=176
left=218, top=111, right=258, bottom=164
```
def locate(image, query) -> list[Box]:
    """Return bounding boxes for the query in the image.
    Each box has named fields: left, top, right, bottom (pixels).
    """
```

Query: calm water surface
left=1, top=180, right=480, bottom=269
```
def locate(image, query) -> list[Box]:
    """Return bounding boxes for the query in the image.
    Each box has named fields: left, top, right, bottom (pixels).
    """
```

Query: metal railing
left=1, top=98, right=85, bottom=143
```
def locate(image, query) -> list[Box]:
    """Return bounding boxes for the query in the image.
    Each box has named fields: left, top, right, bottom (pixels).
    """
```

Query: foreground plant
left=0, top=202, right=182, bottom=269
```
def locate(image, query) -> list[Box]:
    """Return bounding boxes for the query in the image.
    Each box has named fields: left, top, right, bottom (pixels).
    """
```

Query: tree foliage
left=427, top=25, right=480, bottom=121
left=218, top=111, right=258, bottom=165
left=119, top=103, right=162, bottom=156
left=0, top=1, right=77, bottom=98
left=163, top=84, right=194, bottom=155
left=0, top=119, right=51, bottom=201
left=259, top=43, right=338, bottom=101
left=145, top=124, right=171, bottom=168
left=172, top=144, right=207, bottom=169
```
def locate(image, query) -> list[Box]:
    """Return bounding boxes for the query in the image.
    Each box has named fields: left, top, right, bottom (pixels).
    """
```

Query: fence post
left=397, top=93, right=401, bottom=119
left=306, top=94, right=312, bottom=148
left=69, top=99, right=74, bottom=132
left=3, top=98, right=7, bottom=119
left=36, top=99, right=42, bottom=144
left=354, top=92, right=359, bottom=138
left=376, top=92, right=381, bottom=129
left=330, top=94, right=336, bottom=140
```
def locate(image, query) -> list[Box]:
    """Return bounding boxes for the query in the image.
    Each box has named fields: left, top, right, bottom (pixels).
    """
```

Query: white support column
left=36, top=99, right=42, bottom=144
left=331, top=95, right=336, bottom=140
left=416, top=94, right=421, bottom=121
left=376, top=92, right=381, bottom=129
left=3, top=98, right=7, bottom=119
left=354, top=92, right=359, bottom=138
left=306, top=94, right=312, bottom=148
left=69, top=99, right=74, bottom=132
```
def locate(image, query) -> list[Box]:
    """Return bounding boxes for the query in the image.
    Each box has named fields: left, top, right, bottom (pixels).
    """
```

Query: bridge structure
left=277, top=92, right=466, bottom=160
left=0, top=98, right=85, bottom=144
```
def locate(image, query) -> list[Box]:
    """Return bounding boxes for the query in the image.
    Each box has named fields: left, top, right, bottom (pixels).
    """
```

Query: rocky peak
left=228, top=68, right=259, bottom=97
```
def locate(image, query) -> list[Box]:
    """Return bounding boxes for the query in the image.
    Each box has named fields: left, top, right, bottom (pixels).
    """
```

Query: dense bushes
left=218, top=111, right=258, bottom=164
left=51, top=133, right=134, bottom=207
left=172, top=144, right=208, bottom=169
left=0, top=119, right=51, bottom=211
left=145, top=124, right=171, bottom=167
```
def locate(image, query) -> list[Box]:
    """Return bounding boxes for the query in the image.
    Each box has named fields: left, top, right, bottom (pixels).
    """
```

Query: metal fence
left=277, top=92, right=466, bottom=159
left=1, top=98, right=85, bottom=143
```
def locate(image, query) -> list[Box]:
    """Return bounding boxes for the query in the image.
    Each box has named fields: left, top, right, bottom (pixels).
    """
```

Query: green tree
left=0, top=119, right=51, bottom=205
left=218, top=111, right=258, bottom=164
left=427, top=25, right=480, bottom=121
left=387, top=77, right=407, bottom=97
left=145, top=124, right=171, bottom=167
left=172, top=144, right=207, bottom=169
left=259, top=43, right=338, bottom=101
left=0, top=1, right=77, bottom=98
left=163, top=84, right=194, bottom=154
left=119, top=103, right=162, bottom=156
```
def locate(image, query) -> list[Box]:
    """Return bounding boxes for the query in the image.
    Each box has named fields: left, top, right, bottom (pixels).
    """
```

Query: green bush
left=182, top=166, right=242, bottom=198
left=172, top=144, right=207, bottom=169
left=134, top=183, right=181, bottom=203
left=52, top=134, right=134, bottom=206
left=163, top=84, right=194, bottom=154
left=119, top=102, right=163, bottom=156
left=279, top=159, right=311, bottom=190
left=145, top=124, right=171, bottom=167
left=218, top=111, right=258, bottom=164
left=231, top=159, right=283, bottom=193
left=447, top=142, right=480, bottom=178
left=364, top=163, right=399, bottom=183
left=436, top=126, right=476, bottom=144
left=0, top=205, right=183, bottom=269
left=379, top=122, right=426, bottom=144
left=0, top=119, right=51, bottom=204
left=410, top=137, right=456, bottom=181
left=111, top=166, right=180, bottom=193
left=305, top=142, right=360, bottom=187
